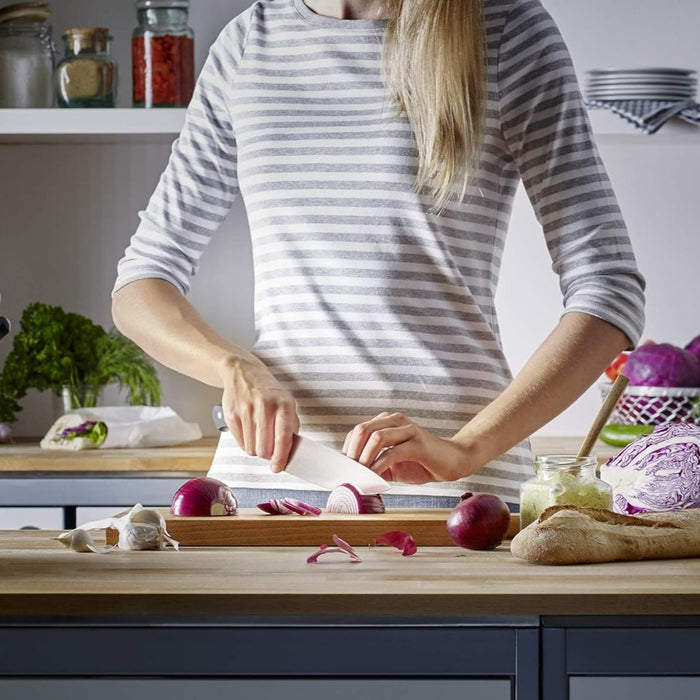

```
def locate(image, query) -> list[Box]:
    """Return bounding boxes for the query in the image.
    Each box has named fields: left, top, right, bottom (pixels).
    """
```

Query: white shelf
left=0, top=108, right=186, bottom=143
left=0, top=107, right=698, bottom=144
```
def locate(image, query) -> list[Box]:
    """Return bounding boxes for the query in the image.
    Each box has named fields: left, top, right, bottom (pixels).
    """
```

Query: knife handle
left=212, top=404, right=228, bottom=432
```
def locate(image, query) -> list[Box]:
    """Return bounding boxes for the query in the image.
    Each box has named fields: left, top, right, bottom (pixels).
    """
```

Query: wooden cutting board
left=106, top=508, right=520, bottom=547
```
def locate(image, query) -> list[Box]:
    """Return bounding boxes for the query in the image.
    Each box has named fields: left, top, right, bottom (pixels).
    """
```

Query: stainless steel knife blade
left=212, top=404, right=390, bottom=494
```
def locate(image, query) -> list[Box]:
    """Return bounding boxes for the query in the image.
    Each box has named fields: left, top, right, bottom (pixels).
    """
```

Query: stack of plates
left=585, top=68, right=697, bottom=102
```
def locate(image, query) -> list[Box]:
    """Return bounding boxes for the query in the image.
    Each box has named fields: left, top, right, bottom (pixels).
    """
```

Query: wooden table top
left=0, top=436, right=619, bottom=474
left=1, top=530, right=698, bottom=618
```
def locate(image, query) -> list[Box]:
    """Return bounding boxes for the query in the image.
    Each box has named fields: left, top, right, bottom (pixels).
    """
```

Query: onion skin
left=170, top=477, right=238, bottom=517
left=446, top=492, right=510, bottom=550
left=325, top=483, right=386, bottom=514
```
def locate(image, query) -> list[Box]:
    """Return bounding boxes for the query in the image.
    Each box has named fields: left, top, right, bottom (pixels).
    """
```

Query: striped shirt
left=114, top=0, right=646, bottom=503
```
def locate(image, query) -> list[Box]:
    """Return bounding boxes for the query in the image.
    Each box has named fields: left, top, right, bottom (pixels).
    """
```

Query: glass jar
left=0, top=2, right=55, bottom=107
left=132, top=0, right=194, bottom=108
left=519, top=455, right=613, bottom=530
left=56, top=28, right=117, bottom=108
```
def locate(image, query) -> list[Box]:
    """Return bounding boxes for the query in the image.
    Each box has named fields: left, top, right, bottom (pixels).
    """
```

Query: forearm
left=111, top=278, right=264, bottom=388
left=453, top=312, right=630, bottom=471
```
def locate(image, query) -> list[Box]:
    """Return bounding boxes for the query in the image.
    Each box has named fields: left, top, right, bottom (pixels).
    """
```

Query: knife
left=212, top=404, right=390, bottom=494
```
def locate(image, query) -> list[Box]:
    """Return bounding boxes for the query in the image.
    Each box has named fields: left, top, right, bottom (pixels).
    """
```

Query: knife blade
left=212, top=404, right=390, bottom=494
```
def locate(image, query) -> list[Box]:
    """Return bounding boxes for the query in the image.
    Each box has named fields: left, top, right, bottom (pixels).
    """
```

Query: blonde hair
left=382, top=0, right=487, bottom=213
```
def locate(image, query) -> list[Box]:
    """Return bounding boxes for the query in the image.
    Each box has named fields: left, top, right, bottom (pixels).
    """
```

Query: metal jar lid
left=0, top=2, right=51, bottom=24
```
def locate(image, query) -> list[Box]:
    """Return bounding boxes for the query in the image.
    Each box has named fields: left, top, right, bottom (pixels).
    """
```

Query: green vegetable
left=0, top=302, right=161, bottom=423
left=55, top=420, right=108, bottom=446
left=600, top=423, right=656, bottom=447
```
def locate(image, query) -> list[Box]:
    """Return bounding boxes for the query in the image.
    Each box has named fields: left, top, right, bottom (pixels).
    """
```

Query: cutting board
left=106, top=508, right=520, bottom=547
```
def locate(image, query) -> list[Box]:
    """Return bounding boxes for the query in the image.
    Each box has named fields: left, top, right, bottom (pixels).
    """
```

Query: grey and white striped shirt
left=114, top=0, right=645, bottom=503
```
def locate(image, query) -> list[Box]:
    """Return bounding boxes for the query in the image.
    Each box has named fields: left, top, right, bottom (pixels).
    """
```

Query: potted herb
left=0, top=302, right=162, bottom=426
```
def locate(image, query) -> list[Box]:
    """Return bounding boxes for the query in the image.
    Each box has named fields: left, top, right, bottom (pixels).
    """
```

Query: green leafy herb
left=0, top=302, right=161, bottom=423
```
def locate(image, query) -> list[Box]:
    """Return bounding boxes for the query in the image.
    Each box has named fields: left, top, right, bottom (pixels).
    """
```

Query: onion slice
left=374, top=530, right=417, bottom=556
left=306, top=534, right=362, bottom=563
left=170, top=477, right=238, bottom=517
left=325, top=483, right=386, bottom=514
left=257, top=498, right=322, bottom=516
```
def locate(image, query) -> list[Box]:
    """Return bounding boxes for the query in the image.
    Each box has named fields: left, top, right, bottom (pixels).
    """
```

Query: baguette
left=510, top=505, right=700, bottom=565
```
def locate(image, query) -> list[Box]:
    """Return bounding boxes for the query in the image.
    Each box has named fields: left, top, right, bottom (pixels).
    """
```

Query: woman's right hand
left=219, top=357, right=300, bottom=472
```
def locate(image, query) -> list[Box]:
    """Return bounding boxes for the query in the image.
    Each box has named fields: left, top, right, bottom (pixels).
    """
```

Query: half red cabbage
left=325, top=483, right=385, bottom=514
left=623, top=343, right=700, bottom=388
left=600, top=422, right=700, bottom=513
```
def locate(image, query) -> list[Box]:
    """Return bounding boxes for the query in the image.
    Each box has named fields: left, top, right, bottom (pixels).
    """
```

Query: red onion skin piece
left=170, top=477, right=238, bottom=517
left=446, top=492, right=510, bottom=550
left=307, top=535, right=362, bottom=563
left=325, top=483, right=386, bottom=514
left=374, top=530, right=417, bottom=556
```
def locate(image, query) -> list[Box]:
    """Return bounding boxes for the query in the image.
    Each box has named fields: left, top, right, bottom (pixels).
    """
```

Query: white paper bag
left=41, top=406, right=202, bottom=450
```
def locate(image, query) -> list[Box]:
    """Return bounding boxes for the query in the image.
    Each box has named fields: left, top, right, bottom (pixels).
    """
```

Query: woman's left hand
left=342, top=412, right=473, bottom=484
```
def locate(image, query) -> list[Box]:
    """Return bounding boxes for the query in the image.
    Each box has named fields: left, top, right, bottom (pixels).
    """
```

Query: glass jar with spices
left=0, top=1, right=55, bottom=108
left=132, top=0, right=194, bottom=108
left=519, top=455, right=613, bottom=530
left=56, top=28, right=117, bottom=108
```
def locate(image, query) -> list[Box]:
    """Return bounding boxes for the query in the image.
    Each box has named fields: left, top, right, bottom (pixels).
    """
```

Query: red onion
left=170, top=477, right=238, bottom=517
left=325, top=483, right=386, bottom=514
left=374, top=530, right=417, bottom=556
left=446, top=492, right=510, bottom=550
left=0, top=422, right=12, bottom=444
left=256, top=498, right=322, bottom=516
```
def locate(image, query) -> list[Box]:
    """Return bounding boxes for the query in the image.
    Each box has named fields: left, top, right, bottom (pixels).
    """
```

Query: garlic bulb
left=55, top=503, right=179, bottom=553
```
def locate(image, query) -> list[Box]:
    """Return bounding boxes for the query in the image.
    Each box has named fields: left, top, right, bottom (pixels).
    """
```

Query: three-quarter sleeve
left=497, top=0, right=646, bottom=347
left=113, top=13, right=253, bottom=296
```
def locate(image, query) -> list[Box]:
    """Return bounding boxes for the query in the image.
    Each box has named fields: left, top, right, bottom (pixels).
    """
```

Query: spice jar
left=56, top=28, right=117, bottom=108
left=0, top=1, right=55, bottom=107
left=132, top=0, right=194, bottom=108
left=519, top=455, right=613, bottom=530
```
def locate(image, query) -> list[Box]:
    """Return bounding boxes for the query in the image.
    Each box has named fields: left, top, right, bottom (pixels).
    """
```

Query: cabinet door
left=570, top=676, right=700, bottom=700
left=0, top=679, right=511, bottom=700
left=0, top=508, right=62, bottom=529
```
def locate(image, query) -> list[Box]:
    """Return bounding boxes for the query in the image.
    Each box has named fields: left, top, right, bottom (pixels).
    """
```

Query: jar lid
left=135, top=0, right=189, bottom=9
left=64, top=27, right=111, bottom=39
left=0, top=2, right=50, bottom=24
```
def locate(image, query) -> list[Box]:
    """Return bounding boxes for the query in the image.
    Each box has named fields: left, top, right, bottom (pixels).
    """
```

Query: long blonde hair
left=382, top=0, right=487, bottom=213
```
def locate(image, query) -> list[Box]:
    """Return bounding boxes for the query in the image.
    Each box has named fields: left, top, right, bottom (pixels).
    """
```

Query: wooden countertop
left=0, top=436, right=620, bottom=474
left=1, top=530, right=698, bottom=618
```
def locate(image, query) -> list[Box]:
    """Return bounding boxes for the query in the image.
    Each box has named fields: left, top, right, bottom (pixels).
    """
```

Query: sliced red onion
left=374, top=530, right=417, bottom=556
left=306, top=534, right=362, bottom=564
left=325, top=483, right=386, bottom=514
left=170, top=477, right=238, bottom=517
left=256, top=498, right=322, bottom=516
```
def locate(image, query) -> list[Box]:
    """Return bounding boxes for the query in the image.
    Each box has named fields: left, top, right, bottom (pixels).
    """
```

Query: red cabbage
left=623, top=343, right=700, bottom=388
left=686, top=334, right=700, bottom=361
left=600, top=422, right=700, bottom=513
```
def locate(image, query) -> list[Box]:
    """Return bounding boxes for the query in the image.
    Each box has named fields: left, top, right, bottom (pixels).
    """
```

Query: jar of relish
left=132, top=0, right=194, bottom=108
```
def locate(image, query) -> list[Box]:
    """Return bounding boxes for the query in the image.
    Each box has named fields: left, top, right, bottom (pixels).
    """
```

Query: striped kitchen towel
left=585, top=99, right=700, bottom=134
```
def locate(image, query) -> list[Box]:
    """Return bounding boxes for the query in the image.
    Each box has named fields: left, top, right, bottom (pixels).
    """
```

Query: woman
left=112, top=0, right=645, bottom=509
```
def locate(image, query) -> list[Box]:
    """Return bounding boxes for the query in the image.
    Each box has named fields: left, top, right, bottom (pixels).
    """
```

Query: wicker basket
left=599, top=383, right=700, bottom=426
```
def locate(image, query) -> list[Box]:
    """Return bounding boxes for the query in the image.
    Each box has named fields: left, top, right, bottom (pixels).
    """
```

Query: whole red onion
left=446, top=492, right=511, bottom=550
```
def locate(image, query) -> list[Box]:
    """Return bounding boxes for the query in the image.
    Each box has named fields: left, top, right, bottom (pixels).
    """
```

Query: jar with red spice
left=132, top=0, right=194, bottom=108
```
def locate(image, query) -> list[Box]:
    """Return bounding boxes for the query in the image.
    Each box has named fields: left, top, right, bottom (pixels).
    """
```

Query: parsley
left=0, top=302, right=161, bottom=423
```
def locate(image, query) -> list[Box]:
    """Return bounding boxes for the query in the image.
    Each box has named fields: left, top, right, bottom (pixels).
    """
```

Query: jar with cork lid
left=56, top=27, right=117, bottom=108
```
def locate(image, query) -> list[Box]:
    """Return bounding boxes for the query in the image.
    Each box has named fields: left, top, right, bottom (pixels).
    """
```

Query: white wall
left=1, top=0, right=699, bottom=440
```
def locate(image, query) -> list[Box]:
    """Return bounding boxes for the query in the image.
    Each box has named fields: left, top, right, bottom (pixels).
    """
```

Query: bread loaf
left=510, top=505, right=700, bottom=565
